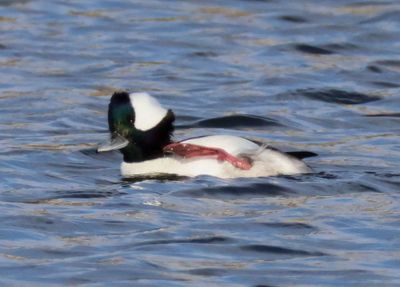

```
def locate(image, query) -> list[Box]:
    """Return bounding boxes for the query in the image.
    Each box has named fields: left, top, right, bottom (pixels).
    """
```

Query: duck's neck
left=121, top=138, right=173, bottom=163
left=120, top=109, right=176, bottom=163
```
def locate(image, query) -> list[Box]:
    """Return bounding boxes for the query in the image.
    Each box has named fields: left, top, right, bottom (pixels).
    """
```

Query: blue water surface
left=0, top=0, right=400, bottom=286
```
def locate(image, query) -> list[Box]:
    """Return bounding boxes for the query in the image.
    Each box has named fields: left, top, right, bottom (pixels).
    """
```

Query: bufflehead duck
left=97, top=91, right=315, bottom=179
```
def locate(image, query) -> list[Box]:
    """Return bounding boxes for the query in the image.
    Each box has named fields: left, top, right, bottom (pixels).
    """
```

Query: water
left=1, top=0, right=400, bottom=286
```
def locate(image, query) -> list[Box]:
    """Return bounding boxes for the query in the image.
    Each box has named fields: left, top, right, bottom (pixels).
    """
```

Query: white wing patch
left=129, top=92, right=168, bottom=131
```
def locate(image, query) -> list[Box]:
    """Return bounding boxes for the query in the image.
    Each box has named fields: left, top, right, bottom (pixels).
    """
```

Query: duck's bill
left=97, top=134, right=129, bottom=152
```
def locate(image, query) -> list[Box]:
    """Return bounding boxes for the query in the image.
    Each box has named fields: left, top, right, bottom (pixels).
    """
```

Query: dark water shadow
left=300, top=89, right=380, bottom=104
left=260, top=222, right=314, bottom=230
left=24, top=188, right=127, bottom=204
left=369, top=81, right=400, bottom=88
left=172, top=181, right=293, bottom=199
left=134, top=236, right=230, bottom=247
left=0, top=0, right=31, bottom=6
left=279, top=89, right=381, bottom=105
left=171, top=170, right=387, bottom=200
left=294, top=44, right=334, bottom=55
left=279, top=15, right=308, bottom=23
left=186, top=268, right=227, bottom=276
left=364, top=113, right=400, bottom=118
left=240, top=244, right=326, bottom=256
left=290, top=41, right=362, bottom=56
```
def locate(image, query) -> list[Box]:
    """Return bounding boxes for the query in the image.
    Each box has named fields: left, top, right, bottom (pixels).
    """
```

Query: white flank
left=129, top=92, right=168, bottom=131
left=121, top=135, right=312, bottom=179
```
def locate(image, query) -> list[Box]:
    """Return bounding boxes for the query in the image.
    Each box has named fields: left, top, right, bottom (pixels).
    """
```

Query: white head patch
left=129, top=92, right=168, bottom=131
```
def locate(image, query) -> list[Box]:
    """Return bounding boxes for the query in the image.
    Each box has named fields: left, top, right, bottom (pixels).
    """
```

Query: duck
left=97, top=91, right=316, bottom=179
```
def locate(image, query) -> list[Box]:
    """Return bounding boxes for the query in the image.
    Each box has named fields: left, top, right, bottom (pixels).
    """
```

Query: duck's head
left=97, top=91, right=175, bottom=162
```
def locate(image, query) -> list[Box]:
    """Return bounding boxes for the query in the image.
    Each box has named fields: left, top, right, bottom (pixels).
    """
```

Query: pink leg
left=163, top=143, right=252, bottom=170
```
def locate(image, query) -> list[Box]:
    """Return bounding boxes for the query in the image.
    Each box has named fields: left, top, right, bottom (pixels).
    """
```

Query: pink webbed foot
left=163, top=142, right=252, bottom=170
